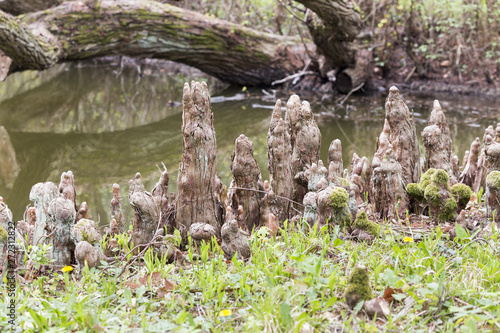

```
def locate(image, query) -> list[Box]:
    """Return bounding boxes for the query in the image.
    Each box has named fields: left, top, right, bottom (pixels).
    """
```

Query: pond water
left=0, top=61, right=498, bottom=225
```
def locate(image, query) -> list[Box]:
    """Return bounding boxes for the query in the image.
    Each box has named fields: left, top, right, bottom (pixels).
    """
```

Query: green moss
left=407, top=169, right=437, bottom=204
left=486, top=171, right=500, bottom=189
left=438, top=197, right=457, bottom=222
left=339, top=178, right=351, bottom=190
left=431, top=169, right=450, bottom=190
left=0, top=226, right=7, bottom=242
left=353, top=211, right=380, bottom=237
left=420, top=168, right=436, bottom=190
left=344, top=266, right=373, bottom=309
left=406, top=183, right=424, bottom=202
left=424, top=184, right=441, bottom=206
left=334, top=208, right=352, bottom=228
left=451, top=183, right=472, bottom=209
left=329, top=187, right=349, bottom=209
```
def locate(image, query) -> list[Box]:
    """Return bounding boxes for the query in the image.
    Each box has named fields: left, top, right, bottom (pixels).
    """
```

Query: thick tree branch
left=295, top=0, right=362, bottom=68
left=0, top=0, right=311, bottom=85
left=0, top=0, right=63, bottom=15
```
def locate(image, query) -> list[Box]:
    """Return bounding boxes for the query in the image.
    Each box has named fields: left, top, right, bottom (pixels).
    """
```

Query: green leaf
left=353, top=300, right=365, bottom=313
left=455, top=224, right=469, bottom=241
left=280, top=302, right=293, bottom=329
left=27, top=308, right=47, bottom=329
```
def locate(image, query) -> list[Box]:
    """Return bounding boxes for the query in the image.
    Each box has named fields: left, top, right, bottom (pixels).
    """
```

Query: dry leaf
left=138, top=272, right=163, bottom=286
left=157, top=279, right=176, bottom=298
left=382, top=286, right=403, bottom=304
left=321, top=311, right=336, bottom=321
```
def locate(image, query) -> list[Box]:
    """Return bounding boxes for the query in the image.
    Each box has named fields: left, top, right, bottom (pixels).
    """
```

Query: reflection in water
left=0, top=62, right=498, bottom=224
left=0, top=126, right=19, bottom=189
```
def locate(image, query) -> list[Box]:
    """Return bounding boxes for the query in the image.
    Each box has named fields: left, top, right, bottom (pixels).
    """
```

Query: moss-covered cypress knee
left=451, top=183, right=472, bottom=212
left=485, top=171, right=500, bottom=222
left=352, top=211, right=380, bottom=237
left=344, top=265, right=374, bottom=309
left=423, top=169, right=457, bottom=222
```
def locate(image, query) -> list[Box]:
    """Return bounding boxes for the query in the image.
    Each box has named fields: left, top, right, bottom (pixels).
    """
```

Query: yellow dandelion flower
left=61, top=265, right=73, bottom=273
left=403, top=237, right=414, bottom=243
left=219, top=309, right=232, bottom=317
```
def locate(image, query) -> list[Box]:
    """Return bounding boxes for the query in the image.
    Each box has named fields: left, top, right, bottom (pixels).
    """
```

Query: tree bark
left=295, top=0, right=362, bottom=69
left=0, top=0, right=63, bottom=15
left=0, top=0, right=310, bottom=86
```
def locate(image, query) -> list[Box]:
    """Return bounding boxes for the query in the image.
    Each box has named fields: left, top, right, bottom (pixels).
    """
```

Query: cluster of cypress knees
left=1, top=82, right=499, bottom=314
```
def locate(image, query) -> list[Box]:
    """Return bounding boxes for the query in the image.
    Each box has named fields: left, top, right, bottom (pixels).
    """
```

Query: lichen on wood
left=47, top=195, right=76, bottom=266
left=384, top=86, right=420, bottom=186
left=29, top=182, right=59, bottom=246
left=129, top=172, right=160, bottom=249
left=267, top=99, right=293, bottom=222
left=176, top=81, right=223, bottom=242
left=228, top=134, right=263, bottom=234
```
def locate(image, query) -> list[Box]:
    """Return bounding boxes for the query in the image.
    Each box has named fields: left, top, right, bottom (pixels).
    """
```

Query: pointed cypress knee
left=129, top=172, right=159, bottom=249
left=384, top=86, right=420, bottom=186
left=486, top=171, right=500, bottom=223
left=267, top=99, right=293, bottom=223
left=285, top=95, right=321, bottom=210
left=47, top=196, right=77, bottom=266
left=228, top=134, right=263, bottom=234
left=176, top=81, right=223, bottom=242
left=30, top=182, right=59, bottom=246
left=421, top=100, right=456, bottom=182
left=110, top=183, right=125, bottom=233
left=459, top=138, right=481, bottom=188
left=370, top=147, right=408, bottom=220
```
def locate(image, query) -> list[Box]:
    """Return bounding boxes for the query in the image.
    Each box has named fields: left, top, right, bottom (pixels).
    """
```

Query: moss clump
left=406, top=183, right=424, bottom=203
left=72, top=219, right=101, bottom=245
left=329, top=187, right=349, bottom=209
left=344, top=265, right=373, bottom=309
left=410, top=169, right=459, bottom=222
left=486, top=171, right=500, bottom=189
left=339, top=178, right=351, bottom=190
left=438, top=198, right=457, bottom=222
left=0, top=226, right=7, bottom=242
left=407, top=168, right=436, bottom=203
left=424, top=184, right=442, bottom=206
left=451, top=183, right=472, bottom=211
left=328, top=187, right=352, bottom=228
left=352, top=211, right=380, bottom=237
left=432, top=169, right=450, bottom=188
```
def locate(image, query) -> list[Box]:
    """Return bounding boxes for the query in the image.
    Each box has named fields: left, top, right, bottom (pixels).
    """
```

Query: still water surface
left=0, top=62, right=498, bottom=224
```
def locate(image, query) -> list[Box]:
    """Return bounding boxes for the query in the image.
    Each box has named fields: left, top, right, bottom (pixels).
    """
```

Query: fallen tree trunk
left=0, top=0, right=63, bottom=15
left=0, top=0, right=311, bottom=86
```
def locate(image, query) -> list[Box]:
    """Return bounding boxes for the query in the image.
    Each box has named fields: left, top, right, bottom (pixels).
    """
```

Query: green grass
left=2, top=221, right=500, bottom=332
